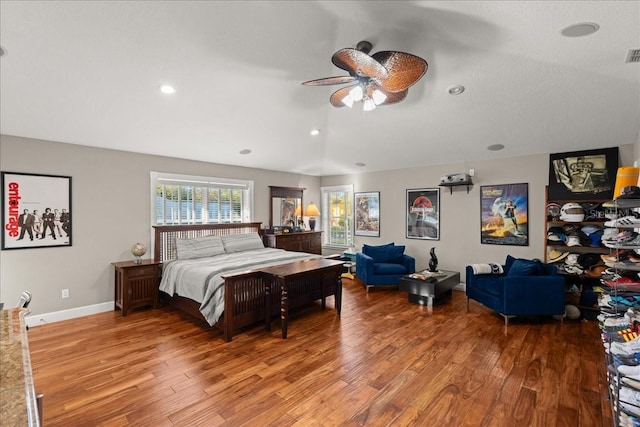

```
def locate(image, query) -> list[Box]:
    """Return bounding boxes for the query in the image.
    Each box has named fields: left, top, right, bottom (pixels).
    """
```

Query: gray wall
left=1, top=133, right=637, bottom=321
left=0, top=134, right=320, bottom=318
left=322, top=145, right=635, bottom=278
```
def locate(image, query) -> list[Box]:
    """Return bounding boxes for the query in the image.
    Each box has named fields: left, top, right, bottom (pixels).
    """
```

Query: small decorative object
left=428, top=247, right=438, bottom=272
left=131, top=242, right=147, bottom=264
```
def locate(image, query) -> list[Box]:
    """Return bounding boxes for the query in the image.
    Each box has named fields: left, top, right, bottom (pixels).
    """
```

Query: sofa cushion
left=363, top=243, right=397, bottom=263
left=373, top=262, right=407, bottom=275
left=507, top=259, right=543, bottom=276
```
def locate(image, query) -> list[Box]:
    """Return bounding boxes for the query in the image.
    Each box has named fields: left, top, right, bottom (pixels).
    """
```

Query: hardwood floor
left=27, top=279, right=612, bottom=426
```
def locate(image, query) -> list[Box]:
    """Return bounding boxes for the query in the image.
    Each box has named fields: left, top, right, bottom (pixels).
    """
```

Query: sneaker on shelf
left=619, top=364, right=640, bottom=379
left=621, top=386, right=640, bottom=407
left=611, top=341, right=640, bottom=356
left=623, top=376, right=640, bottom=391
left=605, top=216, right=640, bottom=228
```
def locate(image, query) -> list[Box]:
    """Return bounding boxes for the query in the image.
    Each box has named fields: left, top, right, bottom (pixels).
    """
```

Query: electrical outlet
left=469, top=168, right=475, bottom=177
left=61, top=289, right=69, bottom=299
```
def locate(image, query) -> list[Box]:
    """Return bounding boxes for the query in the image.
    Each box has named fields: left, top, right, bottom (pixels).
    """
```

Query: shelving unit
left=599, top=197, right=640, bottom=426
left=544, top=189, right=611, bottom=319
left=439, top=181, right=473, bottom=194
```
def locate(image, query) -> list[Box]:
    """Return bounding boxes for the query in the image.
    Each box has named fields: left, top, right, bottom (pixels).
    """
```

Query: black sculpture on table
left=428, top=247, right=438, bottom=272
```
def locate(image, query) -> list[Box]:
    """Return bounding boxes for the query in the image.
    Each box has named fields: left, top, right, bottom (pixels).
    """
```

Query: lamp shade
left=304, top=203, right=320, bottom=217
left=294, top=204, right=302, bottom=216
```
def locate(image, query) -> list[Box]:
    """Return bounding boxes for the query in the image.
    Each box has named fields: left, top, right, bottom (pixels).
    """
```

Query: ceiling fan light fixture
left=372, top=89, right=387, bottom=105
left=341, top=93, right=355, bottom=108
left=363, top=98, right=376, bottom=112
left=349, top=85, right=363, bottom=102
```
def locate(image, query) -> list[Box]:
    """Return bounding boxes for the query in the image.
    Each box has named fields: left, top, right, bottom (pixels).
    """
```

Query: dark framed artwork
left=1, top=172, right=72, bottom=250
left=548, top=147, right=619, bottom=201
left=355, top=191, right=380, bottom=237
left=406, top=188, right=439, bottom=240
left=480, top=183, right=528, bottom=246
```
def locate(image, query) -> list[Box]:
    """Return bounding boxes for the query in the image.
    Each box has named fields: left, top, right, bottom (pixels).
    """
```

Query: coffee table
left=399, top=270, right=460, bottom=307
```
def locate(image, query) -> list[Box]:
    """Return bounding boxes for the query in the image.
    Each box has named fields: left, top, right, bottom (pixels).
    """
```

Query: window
left=320, top=184, right=353, bottom=247
left=151, top=172, right=253, bottom=225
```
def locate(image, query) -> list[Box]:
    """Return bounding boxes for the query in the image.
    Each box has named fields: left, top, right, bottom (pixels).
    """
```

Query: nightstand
left=112, top=259, right=160, bottom=316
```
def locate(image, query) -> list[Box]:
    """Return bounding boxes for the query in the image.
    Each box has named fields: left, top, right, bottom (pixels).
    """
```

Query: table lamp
left=304, top=202, right=320, bottom=231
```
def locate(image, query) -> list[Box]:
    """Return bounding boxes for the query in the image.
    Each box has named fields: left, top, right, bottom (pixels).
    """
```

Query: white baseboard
left=454, top=282, right=466, bottom=292
left=25, top=302, right=114, bottom=328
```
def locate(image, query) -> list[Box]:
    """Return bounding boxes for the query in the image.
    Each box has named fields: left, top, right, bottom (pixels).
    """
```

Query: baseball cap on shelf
left=547, top=226, right=567, bottom=242
left=565, top=253, right=580, bottom=265
left=585, top=265, right=607, bottom=278
left=566, top=235, right=582, bottom=247
left=618, top=186, right=640, bottom=199
left=581, top=225, right=603, bottom=235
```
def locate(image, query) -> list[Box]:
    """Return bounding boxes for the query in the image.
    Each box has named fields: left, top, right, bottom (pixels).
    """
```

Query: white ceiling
left=1, top=1, right=639, bottom=176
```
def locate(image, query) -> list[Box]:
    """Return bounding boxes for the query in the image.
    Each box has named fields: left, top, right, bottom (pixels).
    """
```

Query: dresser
left=263, top=231, right=322, bottom=255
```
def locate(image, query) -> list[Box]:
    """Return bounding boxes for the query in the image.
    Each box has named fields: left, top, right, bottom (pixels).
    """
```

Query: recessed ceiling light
left=159, top=84, right=176, bottom=94
left=487, top=144, right=505, bottom=151
left=448, top=85, right=465, bottom=95
left=0, top=46, right=6, bottom=57
left=355, top=162, right=366, bottom=167
left=310, top=129, right=320, bottom=136
left=239, top=149, right=252, bottom=155
left=561, top=22, right=600, bottom=38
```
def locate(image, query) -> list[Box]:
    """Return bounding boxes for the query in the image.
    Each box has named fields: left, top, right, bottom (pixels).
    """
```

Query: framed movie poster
left=548, top=147, right=619, bottom=201
left=355, top=191, right=380, bottom=237
left=480, top=183, right=528, bottom=246
left=2, top=172, right=72, bottom=250
left=406, top=188, right=439, bottom=240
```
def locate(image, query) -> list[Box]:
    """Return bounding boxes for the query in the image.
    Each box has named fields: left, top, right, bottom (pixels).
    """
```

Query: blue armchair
left=465, top=255, right=565, bottom=325
left=356, top=243, right=416, bottom=291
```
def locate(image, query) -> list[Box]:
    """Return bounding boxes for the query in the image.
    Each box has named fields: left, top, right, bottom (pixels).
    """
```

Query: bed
left=154, top=222, right=337, bottom=341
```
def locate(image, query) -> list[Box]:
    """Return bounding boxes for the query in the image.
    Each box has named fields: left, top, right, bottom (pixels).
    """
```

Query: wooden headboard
left=153, top=222, right=262, bottom=263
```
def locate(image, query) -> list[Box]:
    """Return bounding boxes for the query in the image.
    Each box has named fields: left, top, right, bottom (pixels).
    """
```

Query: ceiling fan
left=302, top=40, right=428, bottom=111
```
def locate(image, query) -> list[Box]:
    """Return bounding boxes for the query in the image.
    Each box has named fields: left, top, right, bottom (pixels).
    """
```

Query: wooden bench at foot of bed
left=160, top=264, right=342, bottom=342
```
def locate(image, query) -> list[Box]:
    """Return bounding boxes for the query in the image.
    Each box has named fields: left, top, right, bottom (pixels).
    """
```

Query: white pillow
left=221, top=233, right=264, bottom=253
left=175, top=235, right=225, bottom=260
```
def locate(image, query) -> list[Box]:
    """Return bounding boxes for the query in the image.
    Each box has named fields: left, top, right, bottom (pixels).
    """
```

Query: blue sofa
left=465, top=255, right=566, bottom=325
left=356, top=243, right=416, bottom=291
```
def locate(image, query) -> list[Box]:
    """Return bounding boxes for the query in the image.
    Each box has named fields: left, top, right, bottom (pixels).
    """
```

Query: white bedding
left=159, top=248, right=320, bottom=325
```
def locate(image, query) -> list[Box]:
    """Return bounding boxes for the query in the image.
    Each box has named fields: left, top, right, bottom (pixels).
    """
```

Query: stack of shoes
left=600, top=305, right=640, bottom=425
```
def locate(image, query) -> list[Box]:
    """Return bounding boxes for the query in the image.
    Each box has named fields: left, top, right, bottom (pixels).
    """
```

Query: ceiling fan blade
left=371, top=51, right=428, bottom=93
left=302, top=76, right=357, bottom=86
left=332, top=48, right=388, bottom=79
left=329, top=84, right=359, bottom=108
left=367, top=84, right=408, bottom=106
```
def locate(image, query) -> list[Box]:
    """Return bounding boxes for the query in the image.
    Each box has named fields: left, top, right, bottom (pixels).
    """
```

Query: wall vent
left=626, top=49, right=640, bottom=63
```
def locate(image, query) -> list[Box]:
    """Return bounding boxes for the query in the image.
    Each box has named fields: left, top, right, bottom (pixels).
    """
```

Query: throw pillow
left=388, top=245, right=405, bottom=263
left=363, top=243, right=395, bottom=262
left=504, top=255, right=517, bottom=274
left=221, top=233, right=265, bottom=253
left=176, top=235, right=225, bottom=260
left=507, top=259, right=542, bottom=276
